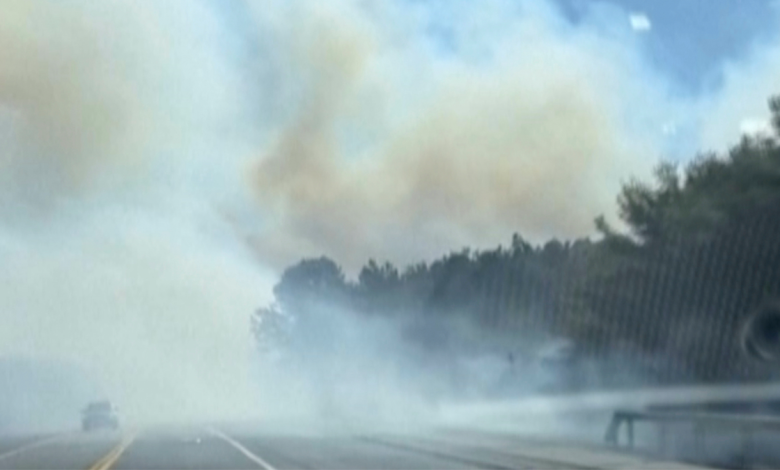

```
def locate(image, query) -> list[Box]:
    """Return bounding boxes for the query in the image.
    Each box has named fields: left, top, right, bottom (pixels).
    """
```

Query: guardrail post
left=605, top=413, right=621, bottom=446
left=693, top=422, right=704, bottom=461
left=658, top=422, right=667, bottom=456
left=605, top=408, right=780, bottom=466
left=741, top=425, right=753, bottom=469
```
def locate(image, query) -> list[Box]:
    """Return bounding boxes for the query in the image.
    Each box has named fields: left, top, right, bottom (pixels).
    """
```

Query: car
left=81, top=401, right=119, bottom=431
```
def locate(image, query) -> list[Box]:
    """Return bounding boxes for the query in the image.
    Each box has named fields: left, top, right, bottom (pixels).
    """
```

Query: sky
left=559, top=0, right=780, bottom=92
left=0, top=0, right=778, bottom=426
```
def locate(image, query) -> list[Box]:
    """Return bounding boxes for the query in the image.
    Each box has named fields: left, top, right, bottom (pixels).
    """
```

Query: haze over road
left=0, top=425, right=706, bottom=470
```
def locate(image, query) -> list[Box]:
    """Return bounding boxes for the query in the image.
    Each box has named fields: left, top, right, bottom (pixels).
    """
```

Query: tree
left=251, top=304, right=293, bottom=361
left=273, top=256, right=348, bottom=315
left=582, top=96, right=780, bottom=382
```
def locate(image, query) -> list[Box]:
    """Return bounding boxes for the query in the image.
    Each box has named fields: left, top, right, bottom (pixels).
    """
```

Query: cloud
left=244, top=0, right=666, bottom=272
left=629, top=13, right=652, bottom=32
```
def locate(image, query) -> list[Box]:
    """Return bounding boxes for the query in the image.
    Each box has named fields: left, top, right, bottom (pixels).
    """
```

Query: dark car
left=81, top=401, right=119, bottom=431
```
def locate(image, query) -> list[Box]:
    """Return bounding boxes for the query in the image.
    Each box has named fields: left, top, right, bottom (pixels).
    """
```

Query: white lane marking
left=0, top=433, right=71, bottom=462
left=208, top=428, right=277, bottom=470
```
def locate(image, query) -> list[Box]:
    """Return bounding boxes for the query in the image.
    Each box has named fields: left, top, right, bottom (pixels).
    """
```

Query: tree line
left=253, top=96, right=780, bottom=390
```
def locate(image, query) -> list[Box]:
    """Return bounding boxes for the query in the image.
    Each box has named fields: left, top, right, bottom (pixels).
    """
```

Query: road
left=0, top=425, right=709, bottom=470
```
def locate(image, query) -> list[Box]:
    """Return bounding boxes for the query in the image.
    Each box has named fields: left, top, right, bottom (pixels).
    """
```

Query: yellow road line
left=87, top=432, right=138, bottom=470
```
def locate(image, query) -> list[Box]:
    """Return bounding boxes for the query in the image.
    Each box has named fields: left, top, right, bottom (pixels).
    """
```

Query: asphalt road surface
left=0, top=426, right=709, bottom=470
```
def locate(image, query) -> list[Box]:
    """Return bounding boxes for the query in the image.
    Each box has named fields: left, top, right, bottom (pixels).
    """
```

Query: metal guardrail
left=605, top=409, right=780, bottom=467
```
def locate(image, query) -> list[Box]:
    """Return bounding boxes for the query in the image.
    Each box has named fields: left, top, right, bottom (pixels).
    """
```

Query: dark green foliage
left=273, top=256, right=348, bottom=312
left=586, top=96, right=780, bottom=383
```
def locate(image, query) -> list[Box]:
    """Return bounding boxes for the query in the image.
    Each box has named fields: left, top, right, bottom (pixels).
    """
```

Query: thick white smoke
left=0, top=0, right=269, bottom=427
left=0, top=0, right=779, bottom=432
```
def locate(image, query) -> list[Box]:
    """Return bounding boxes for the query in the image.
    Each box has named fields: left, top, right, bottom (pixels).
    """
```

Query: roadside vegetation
left=254, top=96, right=780, bottom=391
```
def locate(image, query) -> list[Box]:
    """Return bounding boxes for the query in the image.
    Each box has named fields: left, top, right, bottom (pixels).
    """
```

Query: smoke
left=245, top=0, right=671, bottom=271
left=250, top=300, right=556, bottom=434
left=239, top=0, right=780, bottom=440
left=251, top=306, right=438, bottom=432
left=0, top=207, right=272, bottom=426
left=0, top=0, right=269, bottom=429
left=0, top=1, right=196, bottom=203
left=243, top=0, right=780, bottom=273
left=0, top=0, right=779, bottom=437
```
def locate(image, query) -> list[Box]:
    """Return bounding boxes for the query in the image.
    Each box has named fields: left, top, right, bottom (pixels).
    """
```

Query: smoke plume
left=246, top=0, right=667, bottom=271
left=0, top=0, right=266, bottom=427
left=0, top=0, right=779, bottom=433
